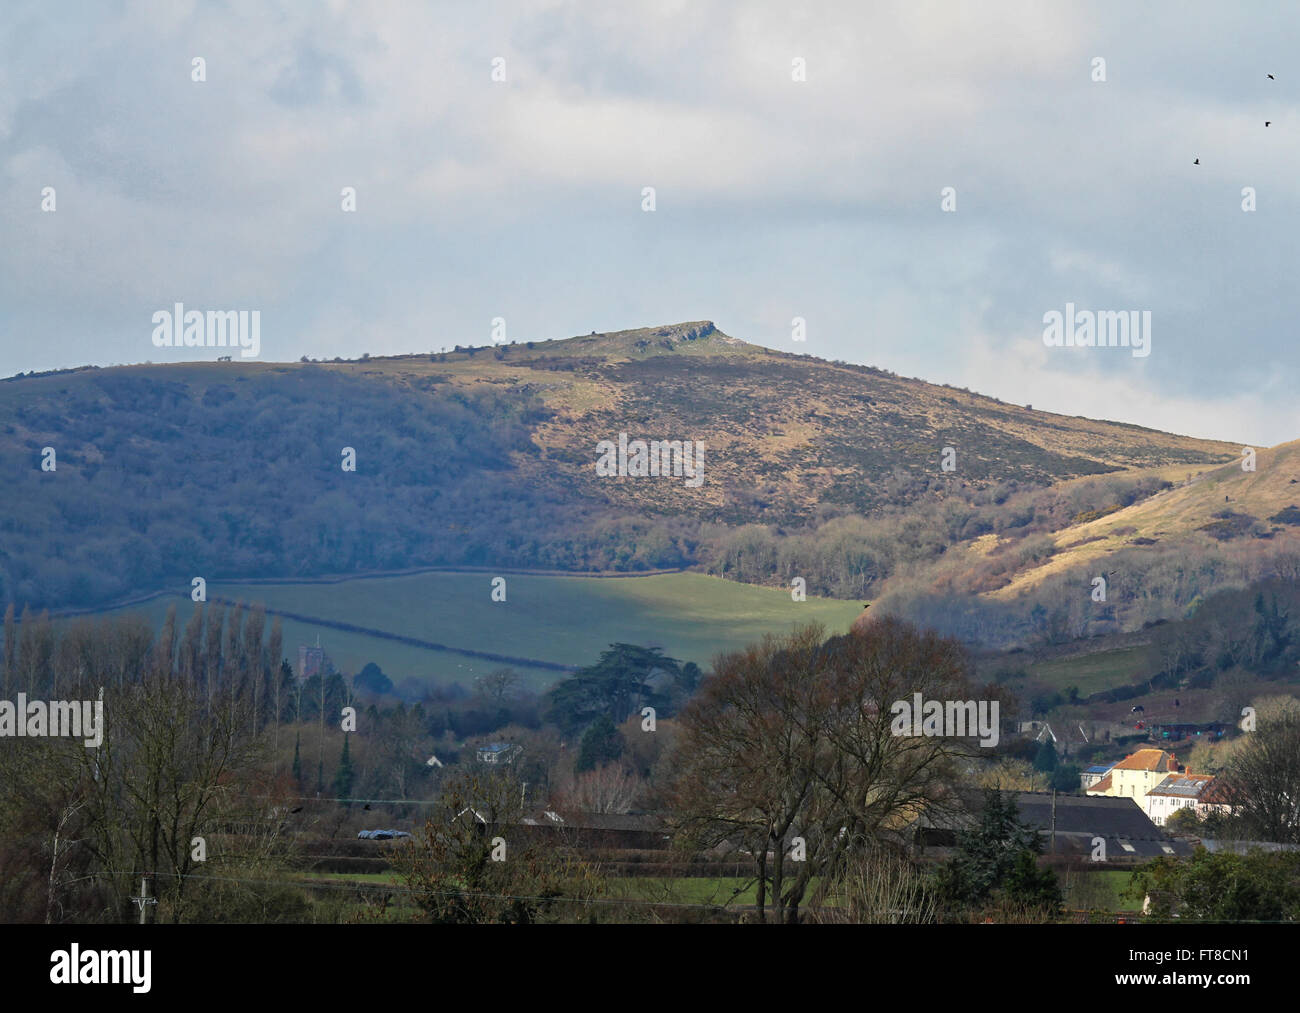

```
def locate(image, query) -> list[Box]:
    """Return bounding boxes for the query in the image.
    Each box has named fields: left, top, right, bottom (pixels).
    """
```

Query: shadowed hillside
left=0, top=321, right=1241, bottom=610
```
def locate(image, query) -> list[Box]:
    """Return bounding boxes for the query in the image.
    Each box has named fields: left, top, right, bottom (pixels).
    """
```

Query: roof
left=1086, top=773, right=1114, bottom=794
left=517, top=810, right=666, bottom=833
left=1084, top=765, right=1113, bottom=775
left=479, top=742, right=517, bottom=753
left=912, top=790, right=1193, bottom=860
left=1112, top=748, right=1179, bottom=772
left=1198, top=780, right=1237, bottom=806
left=1148, top=773, right=1214, bottom=799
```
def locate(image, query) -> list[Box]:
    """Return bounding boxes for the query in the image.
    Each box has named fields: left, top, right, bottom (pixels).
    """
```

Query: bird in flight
left=1268, top=73, right=1275, bottom=80
left=1193, top=158, right=1200, bottom=165
left=1266, top=121, right=1272, bottom=127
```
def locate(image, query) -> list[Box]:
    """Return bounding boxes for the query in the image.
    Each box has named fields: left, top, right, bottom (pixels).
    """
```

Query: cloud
left=1, top=0, right=1297, bottom=444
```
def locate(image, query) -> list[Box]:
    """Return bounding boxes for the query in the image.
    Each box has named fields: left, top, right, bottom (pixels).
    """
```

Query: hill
left=88, top=570, right=864, bottom=689
left=993, top=440, right=1300, bottom=596
left=0, top=320, right=1241, bottom=611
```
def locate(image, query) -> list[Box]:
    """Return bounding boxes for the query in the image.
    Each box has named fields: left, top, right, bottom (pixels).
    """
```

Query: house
left=910, top=790, right=1192, bottom=862
left=1195, top=778, right=1241, bottom=821
left=476, top=742, right=521, bottom=766
left=1085, top=748, right=1181, bottom=800
left=1080, top=764, right=1114, bottom=791
left=1144, top=773, right=1215, bottom=825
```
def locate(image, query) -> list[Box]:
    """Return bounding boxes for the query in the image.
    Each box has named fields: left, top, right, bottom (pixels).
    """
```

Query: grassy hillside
left=89, top=571, right=863, bottom=687
left=992, top=441, right=1300, bottom=597
left=0, top=319, right=1240, bottom=611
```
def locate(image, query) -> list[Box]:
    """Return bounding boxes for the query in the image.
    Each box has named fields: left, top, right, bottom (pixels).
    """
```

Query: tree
left=354, top=662, right=393, bottom=697
left=0, top=612, right=296, bottom=923
left=935, top=789, right=1062, bottom=915
left=1219, top=707, right=1300, bottom=843
left=546, top=644, right=679, bottom=735
left=389, top=770, right=601, bottom=923
left=292, top=732, right=302, bottom=787
left=817, top=847, right=937, bottom=924
left=333, top=734, right=355, bottom=801
left=1050, top=763, right=1081, bottom=793
left=1033, top=738, right=1059, bottom=773
left=555, top=764, right=643, bottom=814
left=476, top=667, right=520, bottom=705
left=1129, top=847, right=1300, bottom=921
left=670, top=618, right=978, bottom=924
left=576, top=715, right=624, bottom=773
left=1166, top=807, right=1203, bottom=832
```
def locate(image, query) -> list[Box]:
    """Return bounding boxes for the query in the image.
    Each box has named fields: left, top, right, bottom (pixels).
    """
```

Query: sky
left=2, top=0, right=1299, bottom=446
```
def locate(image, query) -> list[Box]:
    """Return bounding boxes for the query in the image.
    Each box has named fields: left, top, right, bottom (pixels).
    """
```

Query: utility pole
left=131, top=875, right=156, bottom=925
left=1050, top=788, right=1057, bottom=855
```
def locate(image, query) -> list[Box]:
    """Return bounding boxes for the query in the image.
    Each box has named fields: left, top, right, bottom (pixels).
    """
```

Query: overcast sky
left=3, top=1, right=1298, bottom=446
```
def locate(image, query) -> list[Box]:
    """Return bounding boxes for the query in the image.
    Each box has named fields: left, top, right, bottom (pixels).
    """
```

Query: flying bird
left=1266, top=121, right=1272, bottom=127
left=1269, top=73, right=1275, bottom=79
left=289, top=806, right=303, bottom=814
left=1193, top=158, right=1200, bottom=165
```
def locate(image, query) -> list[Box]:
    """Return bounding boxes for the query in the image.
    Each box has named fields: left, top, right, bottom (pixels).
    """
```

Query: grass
left=1026, top=646, right=1151, bottom=695
left=307, top=870, right=793, bottom=910
left=86, top=570, right=863, bottom=690
left=1061, top=868, right=1140, bottom=911
left=995, top=441, right=1300, bottom=596
left=608, top=876, right=762, bottom=906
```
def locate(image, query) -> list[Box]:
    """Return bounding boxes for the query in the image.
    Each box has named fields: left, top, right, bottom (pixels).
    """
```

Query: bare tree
left=477, top=667, right=522, bottom=705
left=390, top=769, right=602, bottom=923
left=669, top=618, right=976, bottom=923
left=556, top=763, right=643, bottom=814
left=811, top=846, right=937, bottom=924
left=1221, top=707, right=1300, bottom=844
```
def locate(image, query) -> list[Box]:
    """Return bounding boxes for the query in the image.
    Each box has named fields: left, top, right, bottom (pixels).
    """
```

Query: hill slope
left=0, top=321, right=1241, bottom=610
left=993, top=440, right=1300, bottom=597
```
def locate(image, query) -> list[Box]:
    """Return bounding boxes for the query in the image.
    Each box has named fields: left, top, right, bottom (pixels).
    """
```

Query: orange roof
left=1112, top=748, right=1177, bottom=772
left=1199, top=780, right=1237, bottom=805
left=1085, top=773, right=1114, bottom=794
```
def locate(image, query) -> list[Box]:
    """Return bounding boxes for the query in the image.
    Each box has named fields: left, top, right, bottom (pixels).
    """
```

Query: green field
left=89, top=571, right=862, bottom=689
left=1025, top=646, right=1151, bottom=696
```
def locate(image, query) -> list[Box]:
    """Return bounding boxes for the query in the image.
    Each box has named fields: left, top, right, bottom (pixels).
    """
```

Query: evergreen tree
left=1033, top=737, right=1059, bottom=773
left=333, top=733, right=355, bottom=802
left=1050, top=763, right=1081, bottom=793
left=546, top=644, right=679, bottom=735
left=576, top=715, right=624, bottom=773
left=936, top=789, right=1062, bottom=914
left=292, top=732, right=302, bottom=786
